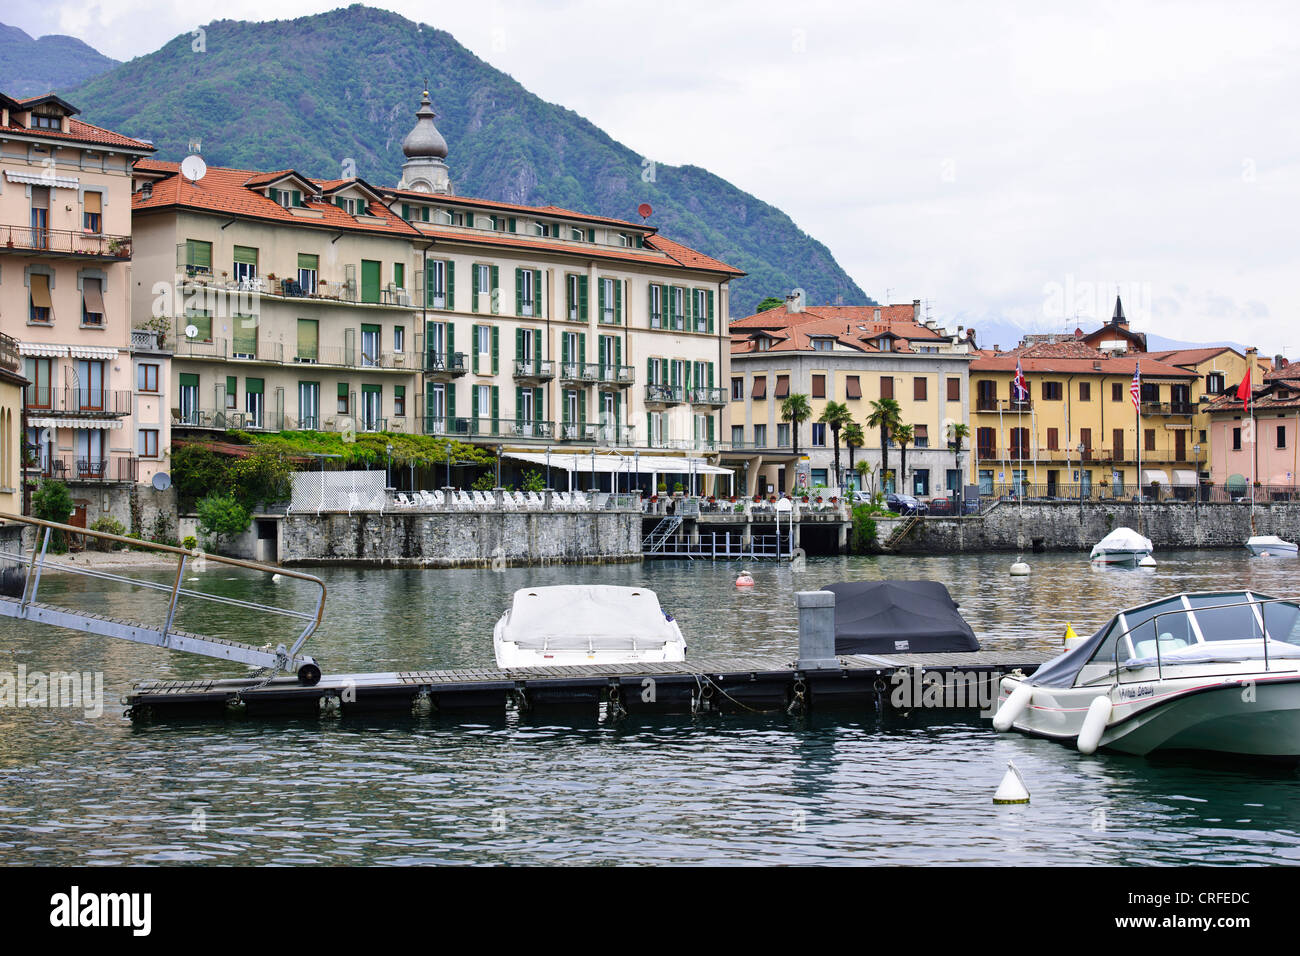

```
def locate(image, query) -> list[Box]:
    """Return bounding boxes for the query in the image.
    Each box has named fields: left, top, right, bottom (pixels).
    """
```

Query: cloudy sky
left=12, top=1, right=1300, bottom=350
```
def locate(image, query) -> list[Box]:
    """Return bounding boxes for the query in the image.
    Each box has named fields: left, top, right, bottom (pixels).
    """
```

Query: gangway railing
left=642, top=514, right=683, bottom=554
left=0, top=512, right=326, bottom=684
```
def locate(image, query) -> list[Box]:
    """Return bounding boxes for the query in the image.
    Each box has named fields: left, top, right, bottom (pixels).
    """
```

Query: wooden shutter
left=492, top=327, right=499, bottom=374
left=515, top=268, right=524, bottom=315
left=880, top=376, right=894, bottom=399
left=947, top=377, right=960, bottom=401
left=490, top=266, right=500, bottom=313
left=471, top=264, right=480, bottom=313
left=533, top=269, right=542, bottom=315
left=445, top=261, right=455, bottom=310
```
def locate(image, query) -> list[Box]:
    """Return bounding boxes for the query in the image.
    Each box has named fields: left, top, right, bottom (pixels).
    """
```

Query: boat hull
left=1090, top=549, right=1149, bottom=566
left=1247, top=541, right=1299, bottom=557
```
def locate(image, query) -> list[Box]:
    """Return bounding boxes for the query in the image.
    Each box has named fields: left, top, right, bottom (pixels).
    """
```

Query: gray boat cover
left=824, top=580, right=980, bottom=655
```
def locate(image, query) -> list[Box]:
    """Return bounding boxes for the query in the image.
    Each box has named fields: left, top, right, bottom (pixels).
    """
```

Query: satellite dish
left=185, top=324, right=198, bottom=339
left=637, top=203, right=653, bottom=219
left=152, top=472, right=172, bottom=491
left=180, top=155, right=207, bottom=183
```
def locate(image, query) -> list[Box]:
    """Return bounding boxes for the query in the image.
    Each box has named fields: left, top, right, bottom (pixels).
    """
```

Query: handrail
left=0, top=511, right=326, bottom=665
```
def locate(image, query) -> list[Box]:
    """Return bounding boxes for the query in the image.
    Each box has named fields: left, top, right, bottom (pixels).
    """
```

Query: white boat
left=493, top=585, right=687, bottom=669
left=1089, top=526, right=1153, bottom=565
left=991, top=590, right=1300, bottom=758
left=1247, top=535, right=1299, bottom=557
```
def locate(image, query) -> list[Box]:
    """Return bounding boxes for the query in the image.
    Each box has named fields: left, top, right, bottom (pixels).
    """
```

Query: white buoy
left=271, top=573, right=282, bottom=581
left=1138, top=555, right=1157, bottom=568
left=993, top=761, right=1030, bottom=804
left=1010, top=558, right=1031, bottom=576
left=1077, top=695, right=1113, bottom=755
left=992, top=682, right=1034, bottom=731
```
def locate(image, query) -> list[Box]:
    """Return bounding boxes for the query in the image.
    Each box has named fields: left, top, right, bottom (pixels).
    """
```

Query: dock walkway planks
left=124, top=648, right=1055, bottom=721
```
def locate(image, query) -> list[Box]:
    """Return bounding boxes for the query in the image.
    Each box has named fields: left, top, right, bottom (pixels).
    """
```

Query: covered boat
left=990, top=590, right=1300, bottom=758
left=1246, top=535, right=1299, bottom=557
left=823, top=580, right=980, bottom=655
left=493, top=585, right=686, bottom=668
left=1089, top=526, right=1152, bottom=565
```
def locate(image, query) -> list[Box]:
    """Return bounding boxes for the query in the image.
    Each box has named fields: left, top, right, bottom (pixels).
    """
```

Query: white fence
left=289, top=471, right=388, bottom=514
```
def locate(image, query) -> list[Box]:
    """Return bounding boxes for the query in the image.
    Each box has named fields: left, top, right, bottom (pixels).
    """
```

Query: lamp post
left=385, top=443, right=393, bottom=490
left=1193, top=443, right=1202, bottom=509
left=496, top=444, right=503, bottom=488
left=545, top=446, right=552, bottom=490
left=1077, top=441, right=1086, bottom=521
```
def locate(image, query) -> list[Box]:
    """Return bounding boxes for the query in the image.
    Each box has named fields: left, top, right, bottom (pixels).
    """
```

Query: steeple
left=1111, top=294, right=1127, bottom=327
left=398, top=88, right=452, bottom=194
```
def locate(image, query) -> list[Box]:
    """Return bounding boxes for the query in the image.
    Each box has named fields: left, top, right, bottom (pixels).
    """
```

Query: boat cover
left=823, top=580, right=980, bottom=655
left=1090, top=527, right=1152, bottom=557
left=1248, top=535, right=1298, bottom=551
left=499, top=585, right=679, bottom=650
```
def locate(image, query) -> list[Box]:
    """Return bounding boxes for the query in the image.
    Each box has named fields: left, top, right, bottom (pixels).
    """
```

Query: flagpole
left=999, top=401, right=1006, bottom=498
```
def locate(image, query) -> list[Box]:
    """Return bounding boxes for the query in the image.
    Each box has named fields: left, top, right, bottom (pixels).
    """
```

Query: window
left=694, top=290, right=709, bottom=332
left=754, top=424, right=768, bottom=447
left=731, top=377, right=744, bottom=401
left=178, top=374, right=199, bottom=425
left=225, top=377, right=237, bottom=410
left=1206, top=372, right=1225, bottom=394
left=1279, top=425, right=1287, bottom=449
left=877, top=337, right=893, bottom=352
left=599, top=276, right=620, bottom=324
left=138, top=430, right=158, bottom=458
left=297, top=253, right=318, bottom=294
left=914, top=424, right=929, bottom=448
left=427, top=259, right=447, bottom=309
left=1079, top=381, right=1091, bottom=401
left=298, top=382, right=320, bottom=430
left=394, top=385, right=406, bottom=418
left=671, top=287, right=684, bottom=330
left=812, top=375, right=826, bottom=399
left=33, top=113, right=60, bottom=129
left=1010, top=427, right=1029, bottom=460
left=518, top=268, right=534, bottom=317
left=912, top=469, right=930, bottom=497
left=846, top=376, right=862, bottom=400
left=83, top=191, right=102, bottom=232
left=732, top=425, right=744, bottom=446
left=184, top=239, right=212, bottom=276
left=1233, top=427, right=1242, bottom=451
left=338, top=383, right=350, bottom=414
left=812, top=423, right=827, bottom=446
left=296, top=318, right=319, bottom=362
left=752, top=377, right=767, bottom=399
left=1112, top=382, right=1123, bottom=402
left=777, top=423, right=791, bottom=447
left=233, top=246, right=258, bottom=284
left=30, top=186, right=49, bottom=249
left=1042, top=381, right=1062, bottom=401
left=473, top=264, right=497, bottom=313
left=476, top=324, right=491, bottom=356
left=1145, top=428, right=1156, bottom=452
left=1047, top=427, right=1059, bottom=451
left=775, top=375, right=790, bottom=399
left=1113, top=429, right=1124, bottom=458
left=394, top=263, right=405, bottom=290
left=81, top=277, right=105, bottom=326
left=361, top=324, right=381, bottom=367
left=947, top=377, right=960, bottom=401
left=394, top=326, right=405, bottom=353
left=811, top=338, right=833, bottom=351
left=361, top=386, right=382, bottom=431
left=246, top=379, right=264, bottom=428
left=648, top=284, right=663, bottom=328
left=29, top=273, right=53, bottom=323
left=568, top=274, right=588, bottom=321
left=137, top=363, right=159, bottom=393
left=756, top=337, right=771, bottom=351
left=914, top=377, right=927, bottom=401
left=880, top=376, right=894, bottom=400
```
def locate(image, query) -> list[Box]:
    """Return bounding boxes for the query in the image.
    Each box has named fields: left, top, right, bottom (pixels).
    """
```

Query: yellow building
left=0, top=333, right=26, bottom=515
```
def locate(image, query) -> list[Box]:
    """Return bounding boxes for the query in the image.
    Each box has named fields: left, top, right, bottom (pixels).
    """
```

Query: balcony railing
left=513, top=359, right=555, bottom=381
left=426, top=351, right=467, bottom=377
left=25, top=387, right=133, bottom=416
left=687, top=387, right=727, bottom=407
left=597, top=364, right=634, bottom=387
left=559, top=362, right=599, bottom=384
left=1141, top=401, right=1195, bottom=416
left=646, top=384, right=684, bottom=406
left=130, top=329, right=169, bottom=352
left=0, top=224, right=131, bottom=259
left=0, top=332, right=18, bottom=372
left=28, top=454, right=138, bottom=483
left=975, top=398, right=1033, bottom=413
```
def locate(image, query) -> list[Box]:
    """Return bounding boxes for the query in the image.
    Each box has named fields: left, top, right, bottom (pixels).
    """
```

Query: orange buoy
left=735, top=572, right=755, bottom=588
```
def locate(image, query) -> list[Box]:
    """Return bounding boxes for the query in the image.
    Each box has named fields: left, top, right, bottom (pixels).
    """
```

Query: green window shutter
left=648, top=284, right=657, bottom=327
left=579, top=333, right=586, bottom=363
left=492, top=327, right=499, bottom=374
left=232, top=314, right=257, bottom=355
left=361, top=260, right=381, bottom=303
left=394, top=262, right=405, bottom=289
left=614, top=280, right=622, bottom=324
left=708, top=363, right=715, bottom=387
left=490, top=266, right=500, bottom=313
left=646, top=412, right=652, bottom=442
left=446, top=384, right=455, bottom=419
left=361, top=322, right=381, bottom=336
left=587, top=228, right=595, bottom=242
left=664, top=285, right=673, bottom=326
left=598, top=279, right=605, bottom=318
left=472, top=385, right=479, bottom=419
left=533, top=269, right=542, bottom=314
left=292, top=190, right=303, bottom=207
left=446, top=323, right=455, bottom=358
left=515, top=268, right=524, bottom=315
left=297, top=253, right=318, bottom=271
left=647, top=357, right=654, bottom=384
left=179, top=373, right=199, bottom=389
left=561, top=390, right=570, bottom=424
left=578, top=390, right=586, bottom=424
left=233, top=245, right=257, bottom=266
left=508, top=217, right=517, bottom=233
left=226, top=375, right=237, bottom=396
left=395, top=384, right=405, bottom=400
left=534, top=387, right=543, bottom=423
left=614, top=338, right=621, bottom=368
left=297, top=318, right=318, bottom=361
left=708, top=416, right=715, bottom=442
left=421, top=206, right=430, bottom=222
left=684, top=288, right=693, bottom=327
left=445, top=261, right=454, bottom=310
left=562, top=335, right=571, bottom=365
left=246, top=377, right=264, bottom=394
left=515, top=327, right=524, bottom=361
left=401, top=203, right=411, bottom=220
left=472, top=325, right=480, bottom=374
left=579, top=276, right=588, bottom=320
left=187, top=239, right=212, bottom=270
left=707, top=290, right=715, bottom=334
left=534, top=332, right=542, bottom=367
left=471, top=264, right=480, bottom=313
left=515, top=386, right=524, bottom=421
left=428, top=383, right=437, bottom=420
left=491, top=386, right=499, bottom=427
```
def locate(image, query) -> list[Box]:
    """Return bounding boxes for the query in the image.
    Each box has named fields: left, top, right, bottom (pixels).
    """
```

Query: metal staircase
left=642, top=515, right=683, bottom=554
left=884, top=513, right=922, bottom=550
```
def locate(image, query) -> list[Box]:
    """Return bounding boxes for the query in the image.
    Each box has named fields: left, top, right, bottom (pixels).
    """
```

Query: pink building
left=1206, top=353, right=1300, bottom=496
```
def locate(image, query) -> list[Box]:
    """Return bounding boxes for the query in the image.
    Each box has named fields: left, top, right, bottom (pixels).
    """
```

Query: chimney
left=141, top=181, right=153, bottom=200
left=913, top=299, right=921, bottom=321
left=1074, top=327, right=1083, bottom=338
left=785, top=290, right=804, bottom=313
left=1276, top=354, right=1286, bottom=369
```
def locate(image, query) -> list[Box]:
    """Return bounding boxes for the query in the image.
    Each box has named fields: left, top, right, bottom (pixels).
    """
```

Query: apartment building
left=0, top=92, right=161, bottom=501
left=0, top=332, right=25, bottom=514
left=726, top=299, right=973, bottom=496
left=1205, top=350, right=1300, bottom=493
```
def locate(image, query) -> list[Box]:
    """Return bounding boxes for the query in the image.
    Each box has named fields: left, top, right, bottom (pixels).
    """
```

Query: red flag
left=1236, top=366, right=1252, bottom=403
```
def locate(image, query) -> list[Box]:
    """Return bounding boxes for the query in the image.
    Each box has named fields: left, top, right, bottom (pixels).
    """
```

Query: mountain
left=49, top=5, right=869, bottom=314
left=0, top=23, right=118, bottom=98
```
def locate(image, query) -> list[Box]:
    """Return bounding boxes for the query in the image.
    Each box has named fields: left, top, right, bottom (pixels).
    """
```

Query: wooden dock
left=123, top=648, right=1055, bottom=721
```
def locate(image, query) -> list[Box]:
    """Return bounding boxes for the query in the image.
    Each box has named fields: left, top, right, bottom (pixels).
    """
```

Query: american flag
left=1013, top=358, right=1028, bottom=402
left=1130, top=362, right=1141, bottom=411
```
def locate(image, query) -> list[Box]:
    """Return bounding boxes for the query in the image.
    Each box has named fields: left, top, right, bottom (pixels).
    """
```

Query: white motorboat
left=493, top=585, right=687, bottom=669
left=1247, top=535, right=1299, bottom=557
left=991, top=590, right=1300, bottom=758
left=1089, top=526, right=1152, bottom=565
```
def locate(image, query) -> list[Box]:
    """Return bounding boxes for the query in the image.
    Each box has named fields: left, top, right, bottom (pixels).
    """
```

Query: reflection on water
left=1, top=550, right=1299, bottom=864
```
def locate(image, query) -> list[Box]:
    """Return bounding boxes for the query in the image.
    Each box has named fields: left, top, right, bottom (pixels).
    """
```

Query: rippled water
left=3, top=550, right=1300, bottom=865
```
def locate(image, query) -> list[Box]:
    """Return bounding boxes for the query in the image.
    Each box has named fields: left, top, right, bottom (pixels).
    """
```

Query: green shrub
left=31, top=480, right=73, bottom=553
left=521, top=469, right=545, bottom=493
left=182, top=535, right=198, bottom=551
left=849, top=505, right=879, bottom=554
left=196, top=495, right=251, bottom=552
left=89, top=515, right=126, bottom=551
left=471, top=473, right=496, bottom=491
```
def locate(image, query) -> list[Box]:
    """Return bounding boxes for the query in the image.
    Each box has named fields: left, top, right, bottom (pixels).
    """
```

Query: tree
left=855, top=459, right=875, bottom=496
left=755, top=296, right=784, bottom=313
left=31, top=479, right=74, bottom=553
left=843, top=422, right=865, bottom=481
left=894, top=423, right=914, bottom=495
left=196, top=494, right=251, bottom=553
left=866, top=397, right=902, bottom=492
left=781, top=394, right=813, bottom=457
left=948, top=422, right=970, bottom=499
left=818, top=401, right=853, bottom=491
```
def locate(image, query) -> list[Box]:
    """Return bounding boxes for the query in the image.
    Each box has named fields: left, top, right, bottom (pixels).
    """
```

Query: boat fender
left=1077, top=695, right=1113, bottom=755
left=992, top=682, right=1034, bottom=732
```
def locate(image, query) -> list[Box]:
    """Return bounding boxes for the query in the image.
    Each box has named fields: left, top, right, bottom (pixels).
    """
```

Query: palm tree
left=866, top=398, right=902, bottom=492
left=818, top=401, right=853, bottom=491
left=855, top=459, right=875, bottom=497
left=894, top=423, right=914, bottom=495
left=781, top=394, right=812, bottom=457
left=843, top=422, right=865, bottom=487
left=947, top=422, right=970, bottom=499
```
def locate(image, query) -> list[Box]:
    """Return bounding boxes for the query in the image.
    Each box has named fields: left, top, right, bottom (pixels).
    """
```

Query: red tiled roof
left=0, top=115, right=154, bottom=152
left=1144, top=346, right=1240, bottom=367
left=643, top=234, right=744, bottom=276
left=382, top=187, right=652, bottom=229
left=731, top=303, right=920, bottom=330
left=730, top=312, right=951, bottom=354
left=971, top=346, right=1194, bottom=377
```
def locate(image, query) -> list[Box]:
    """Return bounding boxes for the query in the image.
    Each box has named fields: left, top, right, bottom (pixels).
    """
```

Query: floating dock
left=123, top=649, right=1054, bottom=721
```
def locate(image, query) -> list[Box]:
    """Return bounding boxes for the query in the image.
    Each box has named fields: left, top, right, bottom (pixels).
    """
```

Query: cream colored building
left=0, top=92, right=162, bottom=508
left=0, top=333, right=25, bottom=514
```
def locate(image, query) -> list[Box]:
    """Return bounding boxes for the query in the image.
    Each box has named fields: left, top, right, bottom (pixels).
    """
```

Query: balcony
left=975, top=398, right=1033, bottom=413
left=559, top=361, right=599, bottom=385
left=0, top=224, right=131, bottom=260
left=596, top=364, right=634, bottom=389
left=179, top=275, right=414, bottom=310
left=513, top=359, right=555, bottom=382
left=687, top=387, right=727, bottom=408
left=0, top=332, right=18, bottom=373
left=295, top=346, right=416, bottom=371
left=25, top=387, right=132, bottom=417
left=1141, top=401, right=1195, bottom=416
left=645, top=384, right=684, bottom=408
left=558, top=421, right=600, bottom=442
left=130, top=329, right=170, bottom=353
left=27, top=454, right=138, bottom=483
left=503, top=419, right=556, bottom=440
left=425, top=351, right=467, bottom=380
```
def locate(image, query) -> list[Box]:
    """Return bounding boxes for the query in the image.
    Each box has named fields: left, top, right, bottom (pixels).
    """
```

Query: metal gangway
left=641, top=514, right=683, bottom=554
left=0, top=513, right=326, bottom=685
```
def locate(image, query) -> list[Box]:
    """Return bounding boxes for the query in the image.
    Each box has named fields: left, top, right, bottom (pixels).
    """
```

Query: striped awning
left=4, top=170, right=79, bottom=189
left=17, top=342, right=68, bottom=357
left=68, top=346, right=119, bottom=360
left=27, top=417, right=123, bottom=430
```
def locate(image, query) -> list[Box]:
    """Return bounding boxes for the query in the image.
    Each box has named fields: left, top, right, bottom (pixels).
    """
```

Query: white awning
left=5, top=170, right=79, bottom=189
left=68, top=346, right=119, bottom=360
left=1140, top=469, right=1170, bottom=485
left=17, top=342, right=68, bottom=357
left=505, top=452, right=731, bottom=476
left=27, top=417, right=122, bottom=430
left=1172, top=469, right=1198, bottom=487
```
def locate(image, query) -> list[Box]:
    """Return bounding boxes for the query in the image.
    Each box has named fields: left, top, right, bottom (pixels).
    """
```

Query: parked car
left=926, top=496, right=955, bottom=515
left=886, top=493, right=929, bottom=516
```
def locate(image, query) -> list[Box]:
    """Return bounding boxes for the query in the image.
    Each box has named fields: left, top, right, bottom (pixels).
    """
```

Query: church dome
left=401, top=90, right=448, bottom=160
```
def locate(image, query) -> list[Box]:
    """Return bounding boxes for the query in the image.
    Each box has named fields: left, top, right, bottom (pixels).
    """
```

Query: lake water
left=3, top=550, right=1300, bottom=865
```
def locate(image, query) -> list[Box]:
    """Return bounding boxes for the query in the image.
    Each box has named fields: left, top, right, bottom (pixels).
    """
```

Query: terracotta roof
left=1206, top=383, right=1300, bottom=413
left=971, top=345, right=1194, bottom=378
left=731, top=303, right=919, bottom=330
left=1144, top=346, right=1240, bottom=367
left=730, top=313, right=953, bottom=354
left=0, top=115, right=154, bottom=152
left=133, top=160, right=422, bottom=239
left=1267, top=361, right=1300, bottom=382
left=382, top=187, right=653, bottom=230
left=643, top=234, right=744, bottom=276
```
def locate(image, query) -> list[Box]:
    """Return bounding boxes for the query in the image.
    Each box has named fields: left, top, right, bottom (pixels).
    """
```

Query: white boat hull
left=493, top=624, right=686, bottom=669
left=1090, top=549, right=1149, bottom=566
left=1247, top=538, right=1299, bottom=557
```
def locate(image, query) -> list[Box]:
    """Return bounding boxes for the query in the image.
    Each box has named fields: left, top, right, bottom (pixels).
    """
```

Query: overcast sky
left=12, top=1, right=1299, bottom=351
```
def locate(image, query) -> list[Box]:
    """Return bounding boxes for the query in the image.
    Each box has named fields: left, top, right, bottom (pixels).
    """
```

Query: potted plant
left=673, top=482, right=685, bottom=496
left=658, top=482, right=668, bottom=494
